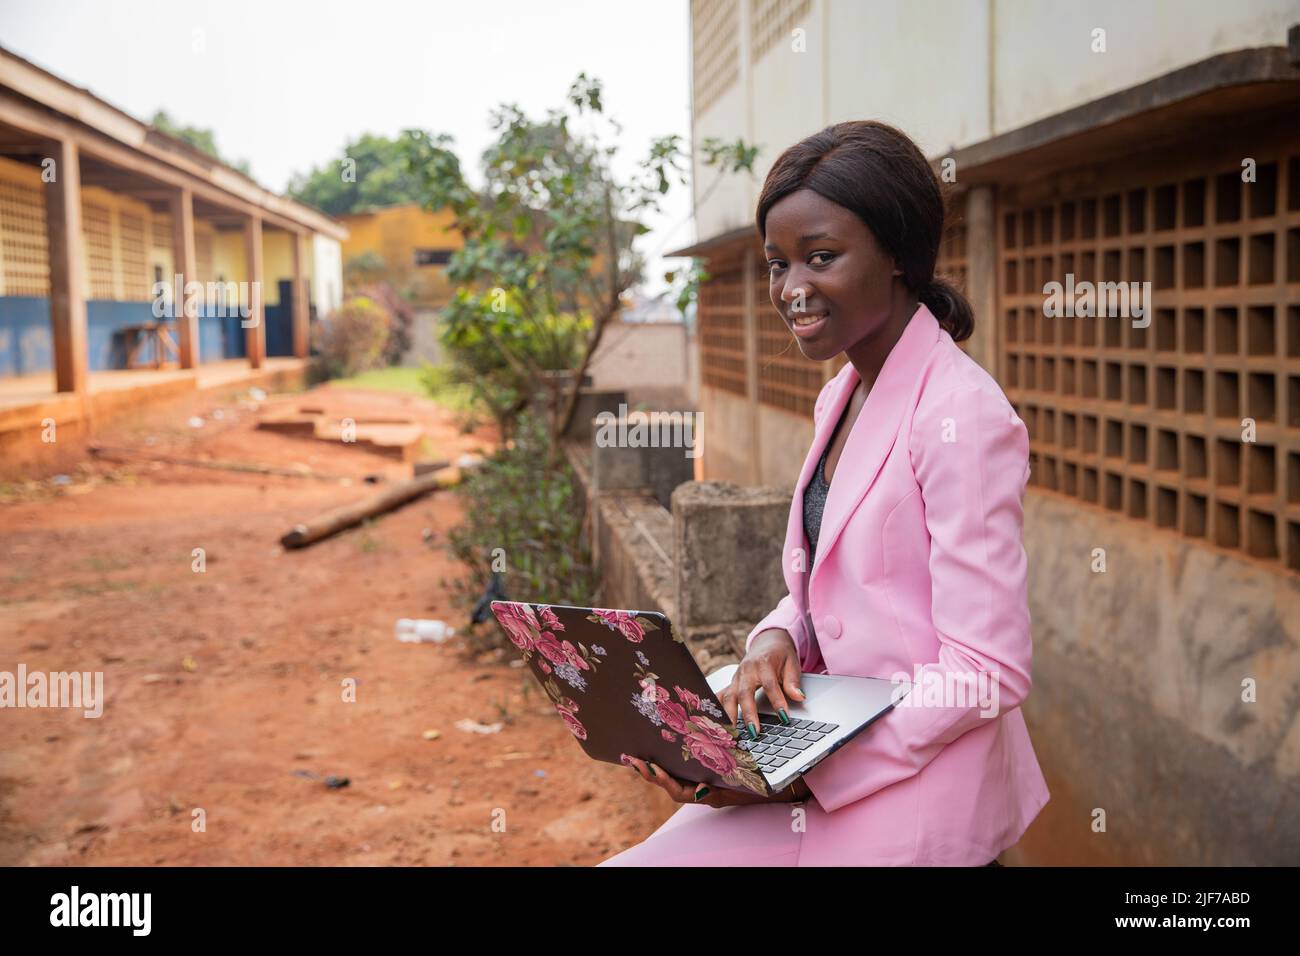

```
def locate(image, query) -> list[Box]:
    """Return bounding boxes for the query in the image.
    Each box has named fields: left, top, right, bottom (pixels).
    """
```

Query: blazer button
left=820, top=614, right=842, bottom=640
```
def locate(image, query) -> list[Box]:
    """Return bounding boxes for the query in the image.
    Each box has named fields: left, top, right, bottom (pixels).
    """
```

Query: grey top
left=802, top=400, right=849, bottom=559
left=803, top=444, right=832, bottom=558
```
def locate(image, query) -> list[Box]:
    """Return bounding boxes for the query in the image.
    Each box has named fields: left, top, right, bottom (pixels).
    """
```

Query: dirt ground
left=0, top=379, right=677, bottom=865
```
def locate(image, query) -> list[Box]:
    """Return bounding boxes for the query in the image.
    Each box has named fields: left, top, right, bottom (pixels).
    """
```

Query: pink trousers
left=597, top=800, right=1001, bottom=866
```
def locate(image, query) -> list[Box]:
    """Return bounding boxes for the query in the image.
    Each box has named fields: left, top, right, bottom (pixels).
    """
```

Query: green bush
left=443, top=411, right=598, bottom=651
left=311, top=295, right=392, bottom=380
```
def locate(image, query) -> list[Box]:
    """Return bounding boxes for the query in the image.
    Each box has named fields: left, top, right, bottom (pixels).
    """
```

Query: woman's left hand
left=623, top=756, right=805, bottom=808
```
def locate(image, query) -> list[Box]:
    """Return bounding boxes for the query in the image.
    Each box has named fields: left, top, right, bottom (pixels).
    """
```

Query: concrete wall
left=587, top=320, right=692, bottom=403
left=1016, top=489, right=1300, bottom=865
left=991, top=0, right=1300, bottom=133
left=756, top=401, right=813, bottom=487
left=823, top=0, right=993, bottom=154
left=698, top=382, right=813, bottom=486
left=686, top=326, right=701, bottom=407
left=699, top=383, right=756, bottom=483
left=692, top=107, right=753, bottom=243
left=693, top=0, right=1300, bottom=237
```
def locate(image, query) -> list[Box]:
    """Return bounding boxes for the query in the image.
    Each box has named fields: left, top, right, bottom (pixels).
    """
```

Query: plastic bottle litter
left=395, top=618, right=456, bottom=644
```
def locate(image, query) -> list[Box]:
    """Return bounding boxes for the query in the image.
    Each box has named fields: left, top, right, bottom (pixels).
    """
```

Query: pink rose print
left=560, top=711, right=587, bottom=740
left=558, top=640, right=589, bottom=671
left=594, top=609, right=645, bottom=643
left=556, top=697, right=587, bottom=741
left=686, top=733, right=738, bottom=780
left=688, top=714, right=735, bottom=748
left=535, top=631, right=567, bottom=665
left=657, top=699, right=689, bottom=734
left=497, top=602, right=541, bottom=652
left=674, top=685, right=701, bottom=711
left=660, top=730, right=677, bottom=743
left=538, top=660, right=551, bottom=674
left=539, top=606, right=564, bottom=632
left=686, top=717, right=738, bottom=780
left=638, top=679, right=669, bottom=702
left=620, top=753, right=636, bottom=767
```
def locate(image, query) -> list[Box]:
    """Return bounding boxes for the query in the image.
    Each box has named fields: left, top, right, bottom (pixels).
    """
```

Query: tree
left=287, top=133, right=430, bottom=216
left=401, top=73, right=754, bottom=454
left=149, top=111, right=251, bottom=177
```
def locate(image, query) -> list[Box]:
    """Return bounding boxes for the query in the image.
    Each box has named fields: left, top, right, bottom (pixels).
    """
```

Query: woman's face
left=764, top=188, right=901, bottom=362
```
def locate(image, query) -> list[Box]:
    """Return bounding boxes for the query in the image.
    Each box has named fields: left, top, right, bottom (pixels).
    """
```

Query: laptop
left=489, top=600, right=913, bottom=797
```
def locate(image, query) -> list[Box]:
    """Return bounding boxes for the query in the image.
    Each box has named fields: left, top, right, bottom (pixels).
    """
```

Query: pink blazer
left=744, top=302, right=1051, bottom=865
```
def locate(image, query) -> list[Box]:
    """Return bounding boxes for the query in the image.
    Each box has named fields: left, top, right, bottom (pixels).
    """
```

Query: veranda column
left=169, top=186, right=199, bottom=368
left=44, top=138, right=88, bottom=393
left=243, top=213, right=265, bottom=369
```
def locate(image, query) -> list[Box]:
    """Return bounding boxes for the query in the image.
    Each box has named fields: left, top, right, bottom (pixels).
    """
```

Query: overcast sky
left=0, top=0, right=695, bottom=294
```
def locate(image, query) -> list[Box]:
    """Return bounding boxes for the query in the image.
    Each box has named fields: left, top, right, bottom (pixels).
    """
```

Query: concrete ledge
left=561, top=388, right=627, bottom=441
left=684, top=623, right=751, bottom=672
left=592, top=409, right=697, bottom=509
left=563, top=438, right=593, bottom=501
left=566, top=445, right=792, bottom=671
left=593, top=490, right=677, bottom=620
left=672, top=481, right=791, bottom=632
left=0, top=359, right=307, bottom=479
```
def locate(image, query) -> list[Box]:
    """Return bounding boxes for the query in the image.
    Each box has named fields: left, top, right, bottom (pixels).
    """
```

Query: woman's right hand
left=718, top=628, right=806, bottom=740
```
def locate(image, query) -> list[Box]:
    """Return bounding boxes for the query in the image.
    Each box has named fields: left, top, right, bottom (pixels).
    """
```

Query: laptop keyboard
left=733, top=716, right=840, bottom=773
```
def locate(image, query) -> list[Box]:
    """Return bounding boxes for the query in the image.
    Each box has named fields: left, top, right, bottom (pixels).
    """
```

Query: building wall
left=991, top=0, right=1300, bottom=134
left=339, top=203, right=461, bottom=307
left=824, top=0, right=993, bottom=154
left=261, top=231, right=293, bottom=306
left=0, top=156, right=324, bottom=373
left=691, top=0, right=759, bottom=243
left=0, top=157, right=179, bottom=301
left=700, top=384, right=757, bottom=483
left=587, top=320, right=693, bottom=403
left=692, top=0, right=1299, bottom=238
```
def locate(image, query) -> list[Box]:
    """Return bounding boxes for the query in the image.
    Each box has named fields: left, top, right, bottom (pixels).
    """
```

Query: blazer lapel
left=808, top=304, right=942, bottom=584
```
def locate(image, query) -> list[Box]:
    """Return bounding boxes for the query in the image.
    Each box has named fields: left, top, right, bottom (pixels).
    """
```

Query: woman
left=599, top=120, right=1050, bottom=867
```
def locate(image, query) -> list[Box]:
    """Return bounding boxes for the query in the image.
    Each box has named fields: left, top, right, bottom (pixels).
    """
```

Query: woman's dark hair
left=755, top=120, right=974, bottom=342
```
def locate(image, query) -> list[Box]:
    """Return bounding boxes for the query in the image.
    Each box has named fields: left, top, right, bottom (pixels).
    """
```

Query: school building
left=0, top=45, right=346, bottom=469
left=672, top=0, right=1300, bottom=864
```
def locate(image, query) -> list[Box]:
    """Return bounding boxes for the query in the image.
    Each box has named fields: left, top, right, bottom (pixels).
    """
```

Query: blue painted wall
left=0, top=280, right=306, bottom=377
left=0, top=296, right=50, bottom=376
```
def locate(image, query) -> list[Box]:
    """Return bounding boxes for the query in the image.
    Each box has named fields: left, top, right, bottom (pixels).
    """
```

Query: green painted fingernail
left=694, top=787, right=711, bottom=801
left=747, top=722, right=758, bottom=740
left=648, top=765, right=657, bottom=777
left=779, top=708, right=790, bottom=724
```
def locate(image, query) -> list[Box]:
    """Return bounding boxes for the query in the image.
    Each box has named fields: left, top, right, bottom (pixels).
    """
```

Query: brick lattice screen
left=698, top=264, right=747, bottom=396
left=1000, top=135, right=1300, bottom=574
left=756, top=264, right=823, bottom=416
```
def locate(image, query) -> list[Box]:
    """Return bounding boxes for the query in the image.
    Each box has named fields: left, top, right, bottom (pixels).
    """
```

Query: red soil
left=0, top=381, right=676, bottom=865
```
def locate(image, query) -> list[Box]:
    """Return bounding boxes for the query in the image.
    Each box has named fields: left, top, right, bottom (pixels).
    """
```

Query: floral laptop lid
left=490, top=601, right=771, bottom=796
